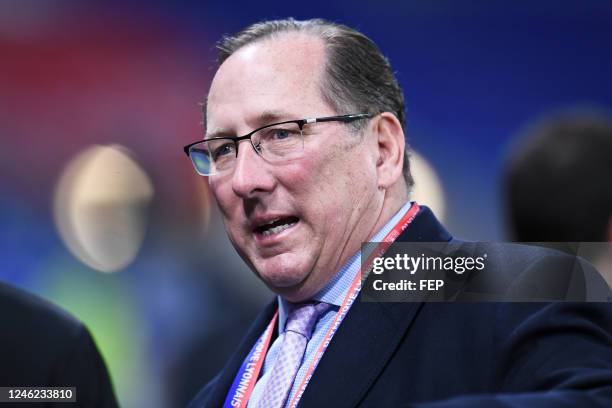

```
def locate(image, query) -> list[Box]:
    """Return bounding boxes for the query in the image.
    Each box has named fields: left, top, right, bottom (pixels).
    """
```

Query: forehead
left=206, top=33, right=330, bottom=132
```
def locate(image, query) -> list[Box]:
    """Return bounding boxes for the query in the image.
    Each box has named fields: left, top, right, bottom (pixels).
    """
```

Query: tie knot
left=285, top=302, right=330, bottom=339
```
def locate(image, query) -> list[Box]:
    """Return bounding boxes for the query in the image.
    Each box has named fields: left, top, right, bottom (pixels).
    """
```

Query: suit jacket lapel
left=206, top=299, right=278, bottom=407
left=299, top=205, right=452, bottom=407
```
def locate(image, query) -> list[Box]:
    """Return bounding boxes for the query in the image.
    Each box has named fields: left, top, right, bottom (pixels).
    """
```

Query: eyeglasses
left=183, top=113, right=372, bottom=176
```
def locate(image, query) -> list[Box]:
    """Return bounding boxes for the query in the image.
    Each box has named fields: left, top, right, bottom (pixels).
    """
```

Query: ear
left=372, top=112, right=405, bottom=189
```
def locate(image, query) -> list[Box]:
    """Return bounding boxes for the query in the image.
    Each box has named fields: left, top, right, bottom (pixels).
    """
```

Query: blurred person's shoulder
left=0, top=281, right=82, bottom=338
left=461, top=242, right=611, bottom=301
left=0, top=281, right=119, bottom=407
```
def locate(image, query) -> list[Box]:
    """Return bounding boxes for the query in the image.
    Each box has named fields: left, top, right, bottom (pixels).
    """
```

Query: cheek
left=276, top=156, right=320, bottom=193
left=322, top=150, right=373, bottom=197
left=209, top=178, right=238, bottom=219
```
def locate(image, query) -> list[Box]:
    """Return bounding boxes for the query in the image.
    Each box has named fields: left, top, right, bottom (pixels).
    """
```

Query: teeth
left=262, top=218, right=280, bottom=226
left=261, top=221, right=296, bottom=236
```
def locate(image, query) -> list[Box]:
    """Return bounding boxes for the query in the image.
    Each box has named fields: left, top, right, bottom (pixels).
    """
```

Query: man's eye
left=212, top=143, right=235, bottom=159
left=273, top=129, right=292, bottom=140
left=262, top=128, right=299, bottom=141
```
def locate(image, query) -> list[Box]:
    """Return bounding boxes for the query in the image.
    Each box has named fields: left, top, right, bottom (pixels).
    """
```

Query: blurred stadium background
left=1, top=1, right=611, bottom=406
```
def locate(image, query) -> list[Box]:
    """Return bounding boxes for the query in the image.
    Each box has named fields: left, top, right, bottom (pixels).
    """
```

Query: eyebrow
left=205, top=128, right=234, bottom=140
left=254, top=110, right=296, bottom=126
left=205, top=110, right=299, bottom=140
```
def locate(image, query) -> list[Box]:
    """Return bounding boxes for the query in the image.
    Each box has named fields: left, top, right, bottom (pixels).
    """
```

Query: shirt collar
left=278, top=201, right=413, bottom=333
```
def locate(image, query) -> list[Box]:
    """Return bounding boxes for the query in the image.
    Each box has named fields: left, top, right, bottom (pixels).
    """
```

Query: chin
left=255, top=255, right=314, bottom=296
left=259, top=265, right=307, bottom=288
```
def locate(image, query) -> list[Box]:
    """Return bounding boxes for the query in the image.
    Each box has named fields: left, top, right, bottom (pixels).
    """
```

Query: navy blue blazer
left=189, top=206, right=612, bottom=407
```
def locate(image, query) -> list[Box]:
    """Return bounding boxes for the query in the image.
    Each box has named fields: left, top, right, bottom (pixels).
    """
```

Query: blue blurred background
left=1, top=1, right=611, bottom=406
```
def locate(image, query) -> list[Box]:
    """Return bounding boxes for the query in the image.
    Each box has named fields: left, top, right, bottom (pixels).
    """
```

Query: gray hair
left=215, top=18, right=413, bottom=188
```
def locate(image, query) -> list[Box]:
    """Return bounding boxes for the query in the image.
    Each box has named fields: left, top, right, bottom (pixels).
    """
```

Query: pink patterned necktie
left=255, top=302, right=330, bottom=408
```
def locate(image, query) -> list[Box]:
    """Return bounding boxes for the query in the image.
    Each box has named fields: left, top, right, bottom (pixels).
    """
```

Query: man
left=504, top=109, right=612, bottom=286
left=0, top=281, right=119, bottom=407
left=185, top=19, right=612, bottom=407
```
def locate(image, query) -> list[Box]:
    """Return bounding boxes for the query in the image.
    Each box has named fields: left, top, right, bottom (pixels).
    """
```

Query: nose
left=231, top=139, right=276, bottom=199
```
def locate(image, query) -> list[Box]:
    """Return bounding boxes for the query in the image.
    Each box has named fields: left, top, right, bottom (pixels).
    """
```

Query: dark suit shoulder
left=0, top=282, right=119, bottom=407
left=0, top=281, right=82, bottom=340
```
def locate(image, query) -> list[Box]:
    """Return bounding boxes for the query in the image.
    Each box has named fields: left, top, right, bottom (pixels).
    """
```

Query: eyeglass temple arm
left=303, top=113, right=373, bottom=125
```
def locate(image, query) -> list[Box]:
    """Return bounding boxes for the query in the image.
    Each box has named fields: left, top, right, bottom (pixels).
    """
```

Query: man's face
left=206, top=34, right=381, bottom=301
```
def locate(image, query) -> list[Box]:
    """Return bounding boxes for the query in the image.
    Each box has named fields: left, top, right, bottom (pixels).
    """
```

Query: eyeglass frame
left=182, top=113, right=373, bottom=174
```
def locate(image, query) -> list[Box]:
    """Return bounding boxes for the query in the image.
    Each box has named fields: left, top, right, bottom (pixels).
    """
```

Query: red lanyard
left=223, top=311, right=278, bottom=408
left=224, top=203, right=420, bottom=408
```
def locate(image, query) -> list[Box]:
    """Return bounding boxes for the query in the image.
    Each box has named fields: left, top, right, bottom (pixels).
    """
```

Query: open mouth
left=254, top=216, right=299, bottom=237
